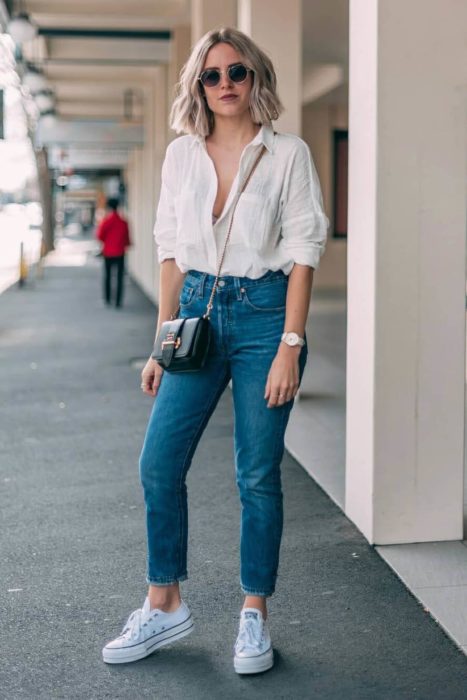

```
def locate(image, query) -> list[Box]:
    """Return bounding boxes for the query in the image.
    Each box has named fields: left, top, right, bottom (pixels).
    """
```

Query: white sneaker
left=102, top=597, right=194, bottom=664
left=233, top=608, right=274, bottom=674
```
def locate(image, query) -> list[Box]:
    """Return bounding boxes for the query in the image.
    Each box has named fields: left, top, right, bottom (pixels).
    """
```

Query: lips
left=220, top=94, right=238, bottom=101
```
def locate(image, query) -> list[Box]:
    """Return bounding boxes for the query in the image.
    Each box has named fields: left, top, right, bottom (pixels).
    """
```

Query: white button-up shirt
left=153, top=122, right=329, bottom=278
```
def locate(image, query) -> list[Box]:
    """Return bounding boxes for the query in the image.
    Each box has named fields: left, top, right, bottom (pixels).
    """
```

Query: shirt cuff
left=281, top=242, right=324, bottom=271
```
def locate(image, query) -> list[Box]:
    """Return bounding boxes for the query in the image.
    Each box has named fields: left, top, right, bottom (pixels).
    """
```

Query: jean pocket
left=242, top=280, right=287, bottom=311
left=179, top=279, right=201, bottom=308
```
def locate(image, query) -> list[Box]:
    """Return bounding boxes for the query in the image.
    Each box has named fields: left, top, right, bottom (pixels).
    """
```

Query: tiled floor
left=285, top=286, right=467, bottom=656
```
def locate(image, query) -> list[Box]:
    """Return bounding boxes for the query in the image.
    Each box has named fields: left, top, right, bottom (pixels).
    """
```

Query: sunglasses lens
left=230, top=64, right=248, bottom=83
left=201, top=70, right=220, bottom=87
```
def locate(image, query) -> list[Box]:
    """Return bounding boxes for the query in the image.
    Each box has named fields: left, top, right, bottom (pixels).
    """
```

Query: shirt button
left=218, top=280, right=225, bottom=287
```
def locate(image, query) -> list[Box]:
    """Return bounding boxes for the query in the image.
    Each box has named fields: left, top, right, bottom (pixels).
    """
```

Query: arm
left=264, top=264, right=313, bottom=408
left=153, top=142, right=178, bottom=265
left=264, top=141, right=329, bottom=409
left=154, top=259, right=186, bottom=340
left=141, top=260, right=186, bottom=397
left=141, top=143, right=184, bottom=397
left=124, top=221, right=131, bottom=248
left=281, top=263, right=313, bottom=340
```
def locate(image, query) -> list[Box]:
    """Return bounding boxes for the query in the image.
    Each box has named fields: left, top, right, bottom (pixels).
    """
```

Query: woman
left=103, top=26, right=328, bottom=674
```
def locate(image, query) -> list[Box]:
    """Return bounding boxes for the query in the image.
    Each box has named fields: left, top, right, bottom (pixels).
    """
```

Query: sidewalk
left=1, top=239, right=467, bottom=700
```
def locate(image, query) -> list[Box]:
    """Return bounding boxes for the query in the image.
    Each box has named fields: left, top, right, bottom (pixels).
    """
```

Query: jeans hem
left=241, top=586, right=275, bottom=598
left=146, top=573, right=188, bottom=586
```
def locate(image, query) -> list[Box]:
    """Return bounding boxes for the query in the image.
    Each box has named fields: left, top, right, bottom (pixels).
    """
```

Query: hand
left=141, top=357, right=164, bottom=397
left=264, top=343, right=301, bottom=408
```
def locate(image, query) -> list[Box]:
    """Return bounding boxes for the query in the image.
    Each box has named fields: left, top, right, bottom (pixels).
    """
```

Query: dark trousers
left=103, top=255, right=125, bottom=307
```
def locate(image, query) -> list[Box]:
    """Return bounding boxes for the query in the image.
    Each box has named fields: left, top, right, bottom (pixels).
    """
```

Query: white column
left=346, top=0, right=467, bottom=543
left=191, top=0, right=237, bottom=45
left=238, top=0, right=302, bottom=135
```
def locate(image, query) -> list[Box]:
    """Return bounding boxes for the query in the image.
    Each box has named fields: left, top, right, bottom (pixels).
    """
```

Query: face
left=199, top=42, right=253, bottom=120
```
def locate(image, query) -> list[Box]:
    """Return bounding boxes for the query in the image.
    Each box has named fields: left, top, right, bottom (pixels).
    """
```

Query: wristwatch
left=281, top=331, right=305, bottom=347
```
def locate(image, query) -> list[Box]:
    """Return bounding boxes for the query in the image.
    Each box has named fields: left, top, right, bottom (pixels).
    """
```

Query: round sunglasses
left=198, top=62, right=253, bottom=88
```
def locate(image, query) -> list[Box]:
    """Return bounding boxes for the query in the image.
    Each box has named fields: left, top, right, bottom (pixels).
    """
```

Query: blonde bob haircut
left=169, top=26, right=284, bottom=137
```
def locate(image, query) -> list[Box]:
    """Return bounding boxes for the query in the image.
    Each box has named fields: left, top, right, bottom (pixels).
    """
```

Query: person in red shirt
left=96, top=198, right=131, bottom=308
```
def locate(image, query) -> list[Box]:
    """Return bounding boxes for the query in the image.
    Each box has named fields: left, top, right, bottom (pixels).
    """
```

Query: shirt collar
left=190, top=122, right=275, bottom=154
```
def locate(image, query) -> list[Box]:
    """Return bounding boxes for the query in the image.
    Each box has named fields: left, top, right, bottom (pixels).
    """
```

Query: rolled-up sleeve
left=279, top=139, right=329, bottom=271
left=153, top=143, right=177, bottom=263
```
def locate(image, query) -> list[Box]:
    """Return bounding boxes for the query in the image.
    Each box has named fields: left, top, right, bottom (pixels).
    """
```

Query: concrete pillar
left=346, top=0, right=467, bottom=543
left=34, top=147, right=54, bottom=253
left=168, top=24, right=191, bottom=143
left=191, top=0, right=237, bottom=45
left=127, top=66, right=167, bottom=304
left=238, top=0, right=302, bottom=135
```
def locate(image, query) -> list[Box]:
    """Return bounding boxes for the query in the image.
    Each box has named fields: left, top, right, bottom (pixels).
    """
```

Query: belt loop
left=198, top=272, right=207, bottom=298
left=234, top=276, right=243, bottom=300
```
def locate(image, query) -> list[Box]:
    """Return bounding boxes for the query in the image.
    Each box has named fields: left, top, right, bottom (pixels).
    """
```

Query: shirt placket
left=201, top=142, right=262, bottom=273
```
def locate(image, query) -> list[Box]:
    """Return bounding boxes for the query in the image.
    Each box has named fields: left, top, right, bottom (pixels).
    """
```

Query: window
left=333, top=129, right=348, bottom=238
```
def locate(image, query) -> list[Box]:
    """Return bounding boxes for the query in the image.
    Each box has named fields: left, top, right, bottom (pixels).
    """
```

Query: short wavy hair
left=169, top=26, right=284, bottom=137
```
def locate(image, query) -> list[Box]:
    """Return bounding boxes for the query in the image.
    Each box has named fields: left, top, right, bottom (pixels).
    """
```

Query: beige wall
left=126, top=65, right=167, bottom=305
left=302, top=101, right=347, bottom=290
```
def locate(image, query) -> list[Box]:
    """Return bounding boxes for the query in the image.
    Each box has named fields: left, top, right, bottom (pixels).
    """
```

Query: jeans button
left=218, top=280, right=225, bottom=287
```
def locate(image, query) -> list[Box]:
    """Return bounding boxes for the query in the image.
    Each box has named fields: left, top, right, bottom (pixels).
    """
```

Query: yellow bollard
left=18, top=242, right=28, bottom=287
left=36, top=236, right=46, bottom=279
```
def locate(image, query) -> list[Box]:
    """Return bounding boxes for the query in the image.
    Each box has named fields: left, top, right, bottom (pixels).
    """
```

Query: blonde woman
left=103, top=27, right=328, bottom=674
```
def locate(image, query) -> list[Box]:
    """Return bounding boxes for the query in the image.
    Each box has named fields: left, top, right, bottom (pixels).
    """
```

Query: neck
left=208, top=115, right=261, bottom=151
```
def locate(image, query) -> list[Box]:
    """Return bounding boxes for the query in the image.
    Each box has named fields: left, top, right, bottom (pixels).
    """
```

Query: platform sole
left=234, top=646, right=274, bottom=674
left=102, top=616, right=194, bottom=664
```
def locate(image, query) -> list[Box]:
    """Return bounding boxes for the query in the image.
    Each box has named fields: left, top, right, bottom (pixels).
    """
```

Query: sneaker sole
left=234, top=647, right=274, bottom=674
left=102, top=615, right=194, bottom=664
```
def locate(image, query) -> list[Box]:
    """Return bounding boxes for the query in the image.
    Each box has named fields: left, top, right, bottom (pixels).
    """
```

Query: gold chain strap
left=203, top=144, right=267, bottom=319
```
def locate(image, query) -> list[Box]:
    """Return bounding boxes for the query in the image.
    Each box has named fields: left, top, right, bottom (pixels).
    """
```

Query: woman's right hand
left=141, top=357, right=164, bottom=397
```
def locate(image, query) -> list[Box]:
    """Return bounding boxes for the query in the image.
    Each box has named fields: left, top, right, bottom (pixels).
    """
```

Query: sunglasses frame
left=198, top=62, right=254, bottom=88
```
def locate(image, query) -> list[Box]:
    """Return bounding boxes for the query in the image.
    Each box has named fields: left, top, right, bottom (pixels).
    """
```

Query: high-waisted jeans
left=139, top=268, right=308, bottom=597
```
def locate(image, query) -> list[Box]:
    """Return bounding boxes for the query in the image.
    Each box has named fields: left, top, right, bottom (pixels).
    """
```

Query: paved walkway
left=1, top=238, right=467, bottom=699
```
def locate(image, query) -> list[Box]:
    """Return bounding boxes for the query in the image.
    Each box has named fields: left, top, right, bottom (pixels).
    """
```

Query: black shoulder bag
left=151, top=143, right=267, bottom=373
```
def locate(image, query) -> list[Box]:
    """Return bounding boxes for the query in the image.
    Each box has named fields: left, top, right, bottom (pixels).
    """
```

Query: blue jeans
left=139, top=268, right=308, bottom=597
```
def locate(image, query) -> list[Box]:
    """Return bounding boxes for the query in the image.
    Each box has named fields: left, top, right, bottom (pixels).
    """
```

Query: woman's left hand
left=264, top=344, right=301, bottom=408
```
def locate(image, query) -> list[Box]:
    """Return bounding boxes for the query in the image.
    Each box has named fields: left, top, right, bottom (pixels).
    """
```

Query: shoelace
left=120, top=608, right=159, bottom=641
left=237, top=617, right=264, bottom=650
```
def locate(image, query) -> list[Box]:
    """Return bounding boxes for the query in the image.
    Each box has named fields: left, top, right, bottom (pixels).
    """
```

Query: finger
left=152, top=370, right=164, bottom=394
left=141, top=374, right=155, bottom=395
left=274, top=386, right=292, bottom=407
left=267, top=385, right=280, bottom=409
left=264, top=374, right=271, bottom=400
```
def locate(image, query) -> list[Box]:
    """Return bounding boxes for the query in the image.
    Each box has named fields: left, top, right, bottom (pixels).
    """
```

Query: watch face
left=287, top=332, right=299, bottom=344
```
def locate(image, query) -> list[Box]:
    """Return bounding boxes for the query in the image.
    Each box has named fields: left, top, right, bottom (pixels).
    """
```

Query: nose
left=219, top=69, right=234, bottom=89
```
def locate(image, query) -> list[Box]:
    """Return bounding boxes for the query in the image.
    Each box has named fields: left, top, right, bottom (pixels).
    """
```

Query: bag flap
left=172, top=317, right=204, bottom=358
left=153, top=318, right=186, bottom=356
